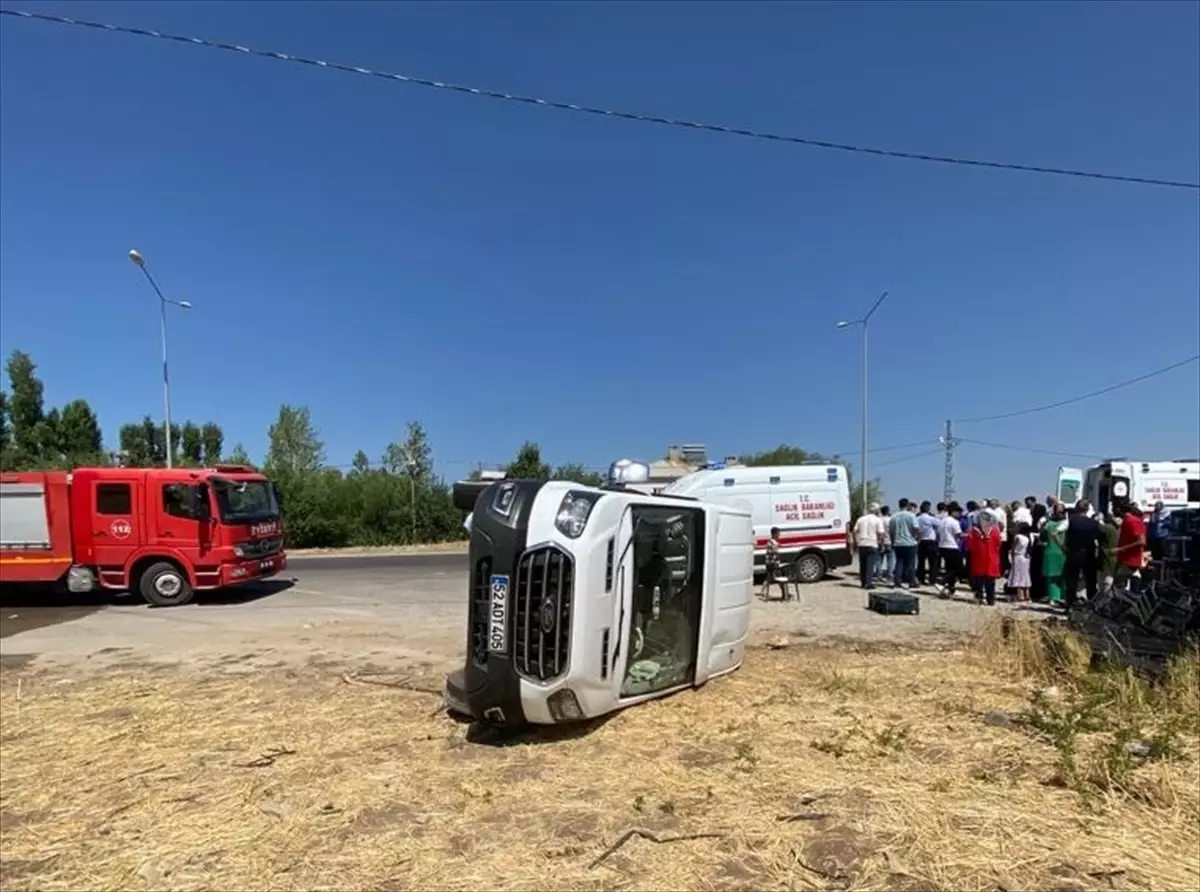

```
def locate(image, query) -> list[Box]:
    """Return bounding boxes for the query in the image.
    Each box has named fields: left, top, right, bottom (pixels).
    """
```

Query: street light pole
left=836, top=290, right=889, bottom=516
left=128, top=250, right=193, bottom=469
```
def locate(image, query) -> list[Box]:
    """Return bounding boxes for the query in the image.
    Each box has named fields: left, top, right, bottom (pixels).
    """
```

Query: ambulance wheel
left=793, top=552, right=826, bottom=584
left=139, top=562, right=195, bottom=607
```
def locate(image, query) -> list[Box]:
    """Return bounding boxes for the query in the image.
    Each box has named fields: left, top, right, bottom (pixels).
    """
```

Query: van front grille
left=514, top=546, right=573, bottom=681
left=470, top=557, right=493, bottom=668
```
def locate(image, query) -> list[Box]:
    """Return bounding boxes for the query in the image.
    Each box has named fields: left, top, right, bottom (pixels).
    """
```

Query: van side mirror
left=272, top=482, right=285, bottom=514
left=190, top=483, right=212, bottom=520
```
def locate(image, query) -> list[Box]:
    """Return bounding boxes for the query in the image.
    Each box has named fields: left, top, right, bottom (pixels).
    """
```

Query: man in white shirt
left=852, top=504, right=886, bottom=590
left=1013, top=497, right=1034, bottom=528
left=936, top=504, right=965, bottom=596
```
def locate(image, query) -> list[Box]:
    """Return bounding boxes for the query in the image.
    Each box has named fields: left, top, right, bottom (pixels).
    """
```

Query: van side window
left=1188, top=479, right=1200, bottom=504
left=723, top=478, right=735, bottom=487
left=769, top=476, right=780, bottom=485
left=163, top=484, right=193, bottom=519
left=96, top=483, right=132, bottom=515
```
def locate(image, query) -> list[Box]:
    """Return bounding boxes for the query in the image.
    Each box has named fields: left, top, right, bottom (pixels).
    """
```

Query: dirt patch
left=0, top=628, right=1196, bottom=892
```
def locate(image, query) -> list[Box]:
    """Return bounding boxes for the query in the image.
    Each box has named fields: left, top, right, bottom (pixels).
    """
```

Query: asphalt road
left=0, top=552, right=472, bottom=664
left=288, top=551, right=468, bottom=575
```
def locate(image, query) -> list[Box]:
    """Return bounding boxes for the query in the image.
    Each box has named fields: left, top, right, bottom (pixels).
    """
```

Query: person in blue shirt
left=916, top=500, right=941, bottom=586
left=889, top=498, right=921, bottom=588
left=1148, top=501, right=1172, bottom=560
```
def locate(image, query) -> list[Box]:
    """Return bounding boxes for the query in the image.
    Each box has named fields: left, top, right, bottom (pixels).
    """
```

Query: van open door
left=1056, top=466, right=1082, bottom=507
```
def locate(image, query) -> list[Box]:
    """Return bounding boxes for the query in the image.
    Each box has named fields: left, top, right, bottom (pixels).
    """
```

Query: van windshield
left=214, top=480, right=279, bottom=524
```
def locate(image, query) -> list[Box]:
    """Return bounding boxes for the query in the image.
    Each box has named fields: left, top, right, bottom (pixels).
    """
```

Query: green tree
left=740, top=444, right=818, bottom=466
left=179, top=421, right=204, bottom=466
left=0, top=389, right=11, bottom=467
left=383, top=420, right=433, bottom=481
left=5, top=350, right=46, bottom=465
left=265, top=405, right=325, bottom=475
left=36, top=407, right=63, bottom=466
left=226, top=442, right=254, bottom=467
left=552, top=462, right=605, bottom=487
left=847, top=470, right=883, bottom=522
left=200, top=422, right=223, bottom=466
left=506, top=441, right=551, bottom=480
left=351, top=449, right=372, bottom=475
left=58, top=399, right=103, bottom=466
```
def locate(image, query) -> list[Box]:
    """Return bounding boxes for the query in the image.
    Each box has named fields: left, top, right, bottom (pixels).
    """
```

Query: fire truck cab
left=0, top=465, right=287, bottom=606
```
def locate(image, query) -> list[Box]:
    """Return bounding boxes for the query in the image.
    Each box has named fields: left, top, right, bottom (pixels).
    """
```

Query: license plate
left=488, top=574, right=509, bottom=653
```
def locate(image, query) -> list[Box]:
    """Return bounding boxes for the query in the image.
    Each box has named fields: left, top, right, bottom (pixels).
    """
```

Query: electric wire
left=2, top=7, right=1197, bottom=191
left=873, top=447, right=944, bottom=468
left=952, top=354, right=1200, bottom=424
left=957, top=437, right=1111, bottom=461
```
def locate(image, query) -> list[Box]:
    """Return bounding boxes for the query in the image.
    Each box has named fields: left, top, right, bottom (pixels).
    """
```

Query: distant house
left=626, top=444, right=743, bottom=494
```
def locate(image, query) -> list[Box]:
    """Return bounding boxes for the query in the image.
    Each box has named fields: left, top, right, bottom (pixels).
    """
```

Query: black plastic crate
left=868, top=591, right=920, bottom=616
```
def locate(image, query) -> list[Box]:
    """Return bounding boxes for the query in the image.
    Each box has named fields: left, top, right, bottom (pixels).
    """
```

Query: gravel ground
left=0, top=552, right=1040, bottom=680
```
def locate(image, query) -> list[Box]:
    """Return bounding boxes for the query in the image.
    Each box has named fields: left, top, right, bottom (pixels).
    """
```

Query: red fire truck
left=0, top=465, right=287, bottom=606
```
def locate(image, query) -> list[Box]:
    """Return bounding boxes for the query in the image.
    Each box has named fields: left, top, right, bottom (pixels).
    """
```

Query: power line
left=952, top=354, right=1200, bottom=424
left=873, top=447, right=945, bottom=468
left=958, top=437, right=1110, bottom=461
left=3, top=8, right=1198, bottom=191
left=827, top=439, right=938, bottom=458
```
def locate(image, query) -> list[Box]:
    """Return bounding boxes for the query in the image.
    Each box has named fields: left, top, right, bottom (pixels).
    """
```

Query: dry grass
left=2, top=621, right=1198, bottom=892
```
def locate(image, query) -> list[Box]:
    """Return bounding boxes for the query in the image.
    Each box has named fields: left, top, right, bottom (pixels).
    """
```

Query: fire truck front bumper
left=222, top=553, right=287, bottom=586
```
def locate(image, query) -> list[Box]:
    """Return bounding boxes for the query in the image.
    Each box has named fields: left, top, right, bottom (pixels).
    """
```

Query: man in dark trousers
left=1063, top=498, right=1103, bottom=606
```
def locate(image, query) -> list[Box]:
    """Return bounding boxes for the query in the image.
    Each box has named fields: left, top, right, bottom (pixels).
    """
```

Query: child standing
left=1007, top=522, right=1032, bottom=603
left=761, top=526, right=789, bottom=601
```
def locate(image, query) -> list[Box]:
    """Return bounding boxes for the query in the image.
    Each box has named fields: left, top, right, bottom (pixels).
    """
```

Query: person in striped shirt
left=761, top=526, right=790, bottom=601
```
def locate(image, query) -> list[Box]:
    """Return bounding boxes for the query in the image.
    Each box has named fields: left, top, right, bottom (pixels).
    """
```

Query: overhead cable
left=2, top=8, right=1197, bottom=191
left=952, top=354, right=1200, bottom=424
left=957, top=437, right=1111, bottom=461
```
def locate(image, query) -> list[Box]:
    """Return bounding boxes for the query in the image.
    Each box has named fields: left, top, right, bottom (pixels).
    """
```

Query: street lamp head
left=178, top=300, right=194, bottom=309
left=128, top=249, right=145, bottom=267
left=835, top=320, right=852, bottom=329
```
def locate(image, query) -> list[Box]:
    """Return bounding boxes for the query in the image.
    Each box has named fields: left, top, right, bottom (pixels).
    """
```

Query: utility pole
left=128, top=249, right=193, bottom=469
left=836, top=290, right=890, bottom=515
left=940, top=419, right=959, bottom=502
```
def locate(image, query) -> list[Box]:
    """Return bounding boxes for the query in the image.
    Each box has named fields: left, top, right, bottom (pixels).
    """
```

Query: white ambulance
left=660, top=463, right=852, bottom=583
left=1057, top=460, right=1200, bottom=515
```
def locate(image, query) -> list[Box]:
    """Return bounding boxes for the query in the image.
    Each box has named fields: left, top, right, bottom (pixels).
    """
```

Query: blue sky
left=1, top=0, right=1197, bottom=500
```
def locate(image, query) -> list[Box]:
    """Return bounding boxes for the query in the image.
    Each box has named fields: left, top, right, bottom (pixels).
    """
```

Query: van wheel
left=139, top=562, right=195, bottom=607
left=793, top=552, right=826, bottom=584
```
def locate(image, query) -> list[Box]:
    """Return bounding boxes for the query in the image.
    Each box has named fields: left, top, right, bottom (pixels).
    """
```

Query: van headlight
left=555, top=491, right=601, bottom=539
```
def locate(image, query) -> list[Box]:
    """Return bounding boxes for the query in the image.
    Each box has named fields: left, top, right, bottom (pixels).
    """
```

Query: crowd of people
left=849, top=495, right=1174, bottom=607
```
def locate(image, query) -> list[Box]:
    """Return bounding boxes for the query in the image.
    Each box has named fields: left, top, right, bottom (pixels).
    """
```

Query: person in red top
left=966, top=512, right=1002, bottom=605
left=1113, top=505, right=1147, bottom=592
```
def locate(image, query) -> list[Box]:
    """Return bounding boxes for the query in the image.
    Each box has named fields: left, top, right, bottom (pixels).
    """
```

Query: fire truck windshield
left=213, top=480, right=279, bottom=524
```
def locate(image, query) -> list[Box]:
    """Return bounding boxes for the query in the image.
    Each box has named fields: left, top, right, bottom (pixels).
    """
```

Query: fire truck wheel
left=139, top=562, right=195, bottom=607
left=793, top=552, right=826, bottom=585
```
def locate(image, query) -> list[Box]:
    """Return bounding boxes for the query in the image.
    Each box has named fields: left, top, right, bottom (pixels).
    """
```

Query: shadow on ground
left=0, top=578, right=296, bottom=639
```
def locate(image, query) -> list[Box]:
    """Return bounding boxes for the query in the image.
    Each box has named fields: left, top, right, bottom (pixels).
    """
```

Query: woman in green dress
left=1042, top=503, right=1068, bottom=605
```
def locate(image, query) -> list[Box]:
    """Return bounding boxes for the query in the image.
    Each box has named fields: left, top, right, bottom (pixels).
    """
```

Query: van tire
left=793, top=552, right=826, bottom=585
left=139, top=561, right=195, bottom=607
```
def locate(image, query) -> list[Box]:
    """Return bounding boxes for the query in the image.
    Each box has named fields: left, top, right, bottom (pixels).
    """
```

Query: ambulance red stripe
left=754, top=532, right=847, bottom=548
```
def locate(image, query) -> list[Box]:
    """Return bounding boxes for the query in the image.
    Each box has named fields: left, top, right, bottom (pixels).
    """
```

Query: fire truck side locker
left=0, top=472, right=75, bottom=586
